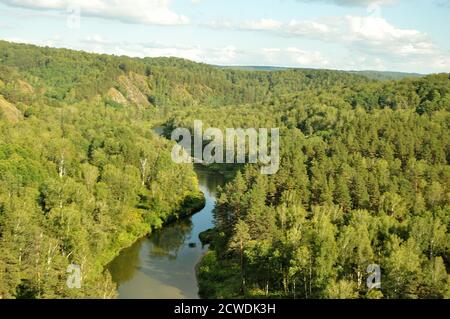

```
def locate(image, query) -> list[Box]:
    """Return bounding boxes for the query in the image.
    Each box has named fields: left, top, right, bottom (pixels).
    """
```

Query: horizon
left=0, top=0, right=449, bottom=74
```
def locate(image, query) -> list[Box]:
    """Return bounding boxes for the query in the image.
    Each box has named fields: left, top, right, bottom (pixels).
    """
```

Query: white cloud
left=0, top=0, right=189, bottom=25
left=286, top=19, right=330, bottom=36
left=262, top=48, right=282, bottom=63
left=0, top=22, right=13, bottom=29
left=240, top=19, right=283, bottom=31
left=204, top=19, right=235, bottom=29
left=295, top=0, right=395, bottom=7
left=262, top=47, right=330, bottom=68
left=83, top=34, right=110, bottom=45
left=207, top=13, right=450, bottom=72
left=219, top=15, right=441, bottom=60
left=425, top=56, right=450, bottom=70
left=287, top=48, right=329, bottom=66
left=79, top=35, right=242, bottom=65
left=208, top=46, right=238, bottom=64
left=120, top=45, right=240, bottom=65
left=343, top=15, right=435, bottom=56
left=239, top=18, right=329, bottom=36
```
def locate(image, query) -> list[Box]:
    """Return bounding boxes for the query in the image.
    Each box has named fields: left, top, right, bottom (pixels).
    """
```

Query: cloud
left=209, top=13, right=450, bottom=72
left=343, top=15, right=435, bottom=56
left=79, top=35, right=241, bottom=64
left=285, top=19, right=330, bottom=37
left=0, top=22, right=13, bottom=29
left=204, top=19, right=236, bottom=30
left=80, top=35, right=330, bottom=67
left=295, top=0, right=395, bottom=7
left=286, top=48, right=329, bottom=66
left=0, top=0, right=189, bottom=25
left=263, top=47, right=330, bottom=68
left=429, top=56, right=450, bottom=70
left=240, top=19, right=283, bottom=31
left=82, top=34, right=111, bottom=45
left=228, top=15, right=438, bottom=60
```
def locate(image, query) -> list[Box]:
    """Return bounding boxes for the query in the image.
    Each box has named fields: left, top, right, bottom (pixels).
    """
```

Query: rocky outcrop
left=106, top=87, right=128, bottom=106
left=16, top=79, right=34, bottom=94
left=0, top=95, right=22, bottom=122
left=116, top=72, right=151, bottom=107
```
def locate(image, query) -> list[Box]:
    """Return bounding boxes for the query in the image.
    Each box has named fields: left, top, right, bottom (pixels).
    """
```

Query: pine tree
left=229, top=219, right=251, bottom=294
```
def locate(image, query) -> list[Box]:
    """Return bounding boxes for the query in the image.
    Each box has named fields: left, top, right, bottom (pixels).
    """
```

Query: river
left=108, top=165, right=225, bottom=299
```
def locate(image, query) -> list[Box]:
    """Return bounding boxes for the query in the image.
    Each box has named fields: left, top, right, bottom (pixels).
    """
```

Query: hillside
left=0, top=41, right=207, bottom=298
left=219, top=65, right=424, bottom=80
left=0, top=40, right=375, bottom=108
left=0, top=94, right=21, bottom=122
left=348, top=70, right=424, bottom=81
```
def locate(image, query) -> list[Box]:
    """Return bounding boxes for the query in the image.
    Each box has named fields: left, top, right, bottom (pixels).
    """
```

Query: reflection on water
left=148, top=218, right=193, bottom=259
left=108, top=165, right=225, bottom=299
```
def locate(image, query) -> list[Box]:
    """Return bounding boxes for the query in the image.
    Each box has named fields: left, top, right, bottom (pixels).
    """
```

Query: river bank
left=107, top=165, right=225, bottom=298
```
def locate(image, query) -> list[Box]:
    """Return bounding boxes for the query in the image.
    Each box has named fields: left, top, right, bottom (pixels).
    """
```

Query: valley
left=0, top=40, right=448, bottom=299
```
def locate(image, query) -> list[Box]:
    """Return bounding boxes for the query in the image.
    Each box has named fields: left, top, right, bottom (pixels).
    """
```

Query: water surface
left=108, top=165, right=224, bottom=299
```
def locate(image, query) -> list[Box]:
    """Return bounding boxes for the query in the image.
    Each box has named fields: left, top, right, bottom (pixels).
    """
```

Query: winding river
left=108, top=165, right=225, bottom=299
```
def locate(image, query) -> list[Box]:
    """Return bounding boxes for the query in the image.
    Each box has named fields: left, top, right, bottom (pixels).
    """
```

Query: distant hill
left=219, top=65, right=425, bottom=80
left=0, top=40, right=375, bottom=108
left=218, top=65, right=291, bottom=72
left=348, top=70, right=425, bottom=81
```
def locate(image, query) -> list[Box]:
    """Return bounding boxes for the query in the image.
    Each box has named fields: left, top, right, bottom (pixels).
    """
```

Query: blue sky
left=0, top=0, right=449, bottom=73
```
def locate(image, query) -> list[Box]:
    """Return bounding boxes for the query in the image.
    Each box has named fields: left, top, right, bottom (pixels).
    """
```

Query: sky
left=0, top=0, right=449, bottom=73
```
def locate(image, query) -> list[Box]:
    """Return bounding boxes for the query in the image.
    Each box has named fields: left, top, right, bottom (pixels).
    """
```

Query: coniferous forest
left=0, top=40, right=449, bottom=299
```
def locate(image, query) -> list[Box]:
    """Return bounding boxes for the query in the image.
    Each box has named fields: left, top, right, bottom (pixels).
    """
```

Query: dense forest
left=163, top=69, right=450, bottom=298
left=0, top=41, right=206, bottom=298
left=0, top=40, right=448, bottom=299
left=192, top=74, right=450, bottom=299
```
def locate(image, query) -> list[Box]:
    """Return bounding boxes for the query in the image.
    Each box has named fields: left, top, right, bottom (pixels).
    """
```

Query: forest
left=0, top=40, right=448, bottom=299
left=192, top=74, right=450, bottom=299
